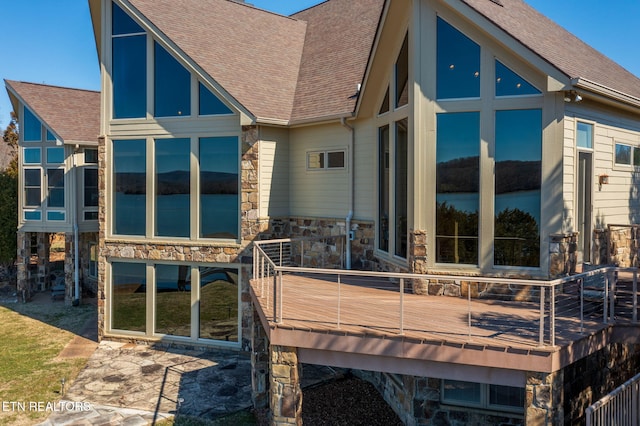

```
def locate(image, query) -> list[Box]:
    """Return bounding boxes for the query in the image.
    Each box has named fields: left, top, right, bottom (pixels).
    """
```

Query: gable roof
left=5, top=80, right=100, bottom=144
left=290, top=0, right=385, bottom=123
left=127, top=0, right=307, bottom=124
left=460, top=0, right=640, bottom=103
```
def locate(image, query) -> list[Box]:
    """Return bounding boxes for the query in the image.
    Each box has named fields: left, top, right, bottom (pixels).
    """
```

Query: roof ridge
left=226, top=0, right=305, bottom=21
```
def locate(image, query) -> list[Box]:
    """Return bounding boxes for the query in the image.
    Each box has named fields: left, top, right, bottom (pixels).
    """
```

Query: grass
left=0, top=300, right=95, bottom=425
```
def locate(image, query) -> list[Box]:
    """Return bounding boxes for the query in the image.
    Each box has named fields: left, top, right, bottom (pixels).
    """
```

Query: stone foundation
left=549, top=233, right=578, bottom=277
left=600, top=225, right=640, bottom=267
left=269, top=345, right=302, bottom=425
left=16, top=232, right=49, bottom=302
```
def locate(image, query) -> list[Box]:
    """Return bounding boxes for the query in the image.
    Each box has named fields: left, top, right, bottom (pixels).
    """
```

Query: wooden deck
left=251, top=273, right=637, bottom=352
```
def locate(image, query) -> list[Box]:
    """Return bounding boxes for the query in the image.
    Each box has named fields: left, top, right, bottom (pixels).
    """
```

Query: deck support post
left=269, top=345, right=302, bottom=426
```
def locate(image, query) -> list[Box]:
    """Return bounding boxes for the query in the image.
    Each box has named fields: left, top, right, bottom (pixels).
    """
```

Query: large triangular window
left=199, top=83, right=232, bottom=116
left=154, top=42, right=191, bottom=117
left=495, top=61, right=541, bottom=97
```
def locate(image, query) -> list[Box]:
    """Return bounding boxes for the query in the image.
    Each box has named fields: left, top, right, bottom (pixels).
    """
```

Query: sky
left=2, top=0, right=640, bottom=131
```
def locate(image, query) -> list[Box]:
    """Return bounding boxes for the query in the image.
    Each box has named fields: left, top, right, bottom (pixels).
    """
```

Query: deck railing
left=252, top=238, right=638, bottom=349
left=586, top=372, right=640, bottom=426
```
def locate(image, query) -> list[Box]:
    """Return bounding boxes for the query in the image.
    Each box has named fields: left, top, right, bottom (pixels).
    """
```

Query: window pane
left=24, top=211, right=41, bottom=221
left=395, top=119, right=408, bottom=258
left=395, top=34, right=409, bottom=108
left=437, top=18, right=481, bottom=100
left=379, top=87, right=390, bottom=115
left=85, top=149, right=98, bottom=164
left=307, top=152, right=324, bottom=169
left=436, top=112, right=479, bottom=264
left=111, top=262, right=146, bottom=332
left=85, top=211, right=99, bottom=221
left=155, top=43, right=191, bottom=117
left=327, top=151, right=345, bottom=168
left=46, top=129, right=56, bottom=142
left=634, top=147, right=640, bottom=167
left=489, top=385, right=525, bottom=409
left=113, top=139, right=146, bottom=236
left=47, top=147, right=65, bottom=164
left=23, top=107, right=42, bottom=142
left=495, top=61, right=540, bottom=97
left=443, top=380, right=482, bottom=404
left=112, top=2, right=144, bottom=35
left=199, top=267, right=238, bottom=342
left=378, top=125, right=390, bottom=252
left=199, top=82, right=232, bottom=115
left=113, top=34, right=147, bottom=119
left=577, top=122, right=593, bottom=149
left=155, top=264, right=191, bottom=337
left=495, top=109, right=541, bottom=267
left=47, top=211, right=65, bottom=221
left=47, top=169, right=65, bottom=208
left=615, top=143, right=632, bottom=165
left=84, top=168, right=99, bottom=207
left=200, top=137, right=239, bottom=239
left=24, top=169, right=41, bottom=207
left=156, top=138, right=190, bottom=237
left=23, top=148, right=41, bottom=164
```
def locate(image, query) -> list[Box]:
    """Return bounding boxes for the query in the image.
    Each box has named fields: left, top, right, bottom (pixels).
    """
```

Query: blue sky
left=2, top=0, right=640, bottom=130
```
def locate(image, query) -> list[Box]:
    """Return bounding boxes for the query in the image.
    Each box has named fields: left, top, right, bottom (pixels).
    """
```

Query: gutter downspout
left=341, top=117, right=354, bottom=269
left=73, top=145, right=80, bottom=306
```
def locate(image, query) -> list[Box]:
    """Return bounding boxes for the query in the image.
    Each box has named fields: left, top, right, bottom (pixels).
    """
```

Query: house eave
left=572, top=77, right=640, bottom=113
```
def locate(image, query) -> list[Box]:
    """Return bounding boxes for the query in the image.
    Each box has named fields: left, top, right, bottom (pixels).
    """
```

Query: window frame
left=614, top=141, right=634, bottom=168
left=306, top=149, right=347, bottom=171
left=441, top=380, right=525, bottom=414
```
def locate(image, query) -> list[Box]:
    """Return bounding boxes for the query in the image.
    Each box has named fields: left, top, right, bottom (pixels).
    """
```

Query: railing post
left=610, top=268, right=616, bottom=323
left=399, top=278, right=404, bottom=335
left=539, top=286, right=545, bottom=347
left=301, top=240, right=304, bottom=268
left=468, top=281, right=472, bottom=341
left=580, top=278, right=584, bottom=334
left=279, top=241, right=283, bottom=267
left=550, top=284, right=556, bottom=347
left=278, top=270, right=283, bottom=323
left=337, top=274, right=341, bottom=329
left=634, top=270, right=638, bottom=324
left=272, top=271, right=277, bottom=322
left=604, top=273, right=609, bottom=324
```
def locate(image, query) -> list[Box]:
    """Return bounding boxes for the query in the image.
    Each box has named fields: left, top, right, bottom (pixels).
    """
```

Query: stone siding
left=549, top=233, right=578, bottom=277
left=599, top=225, right=640, bottom=267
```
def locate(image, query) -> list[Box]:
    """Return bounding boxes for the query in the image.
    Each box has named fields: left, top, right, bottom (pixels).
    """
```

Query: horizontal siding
left=289, top=124, right=350, bottom=218
left=259, top=127, right=289, bottom=218
left=353, top=120, right=375, bottom=221
left=109, top=115, right=241, bottom=138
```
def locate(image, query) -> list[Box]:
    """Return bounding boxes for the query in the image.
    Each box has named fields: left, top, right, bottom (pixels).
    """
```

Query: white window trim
left=306, top=149, right=347, bottom=171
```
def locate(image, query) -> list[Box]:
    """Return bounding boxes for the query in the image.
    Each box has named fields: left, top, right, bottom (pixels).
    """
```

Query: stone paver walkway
left=39, top=341, right=253, bottom=425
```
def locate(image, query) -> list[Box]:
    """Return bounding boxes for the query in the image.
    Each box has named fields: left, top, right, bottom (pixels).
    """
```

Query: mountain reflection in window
left=200, top=137, right=239, bottom=239
left=436, top=112, right=480, bottom=264
left=156, top=138, right=190, bottom=237
left=113, top=139, right=146, bottom=236
left=494, top=110, right=541, bottom=267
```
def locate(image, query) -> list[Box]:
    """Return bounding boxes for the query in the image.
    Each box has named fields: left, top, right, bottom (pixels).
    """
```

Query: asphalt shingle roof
left=6, top=80, right=100, bottom=144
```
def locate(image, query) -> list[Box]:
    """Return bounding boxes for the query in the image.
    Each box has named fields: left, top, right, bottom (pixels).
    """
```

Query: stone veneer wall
left=97, top=127, right=267, bottom=347
left=597, top=225, right=640, bottom=267
left=549, top=233, right=578, bottom=277
left=16, top=231, right=49, bottom=301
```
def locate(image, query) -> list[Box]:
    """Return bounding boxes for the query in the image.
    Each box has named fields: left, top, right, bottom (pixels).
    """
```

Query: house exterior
left=82, top=0, right=640, bottom=423
left=5, top=81, right=100, bottom=304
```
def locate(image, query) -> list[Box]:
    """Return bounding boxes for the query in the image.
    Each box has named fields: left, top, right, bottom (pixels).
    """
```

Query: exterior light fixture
left=564, top=91, right=583, bottom=103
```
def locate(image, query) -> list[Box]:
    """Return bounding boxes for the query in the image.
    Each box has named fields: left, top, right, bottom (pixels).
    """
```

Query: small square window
left=307, top=150, right=346, bottom=170
left=576, top=122, right=593, bottom=149
left=47, top=211, right=65, bottom=221
left=327, top=151, right=345, bottom=168
left=23, top=148, right=41, bottom=164
left=47, top=147, right=65, bottom=164
left=615, top=143, right=632, bottom=165
left=24, top=211, right=42, bottom=221
left=85, top=149, right=98, bottom=164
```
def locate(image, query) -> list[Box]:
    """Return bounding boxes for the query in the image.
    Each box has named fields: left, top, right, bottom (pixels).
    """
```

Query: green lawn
left=0, top=301, right=94, bottom=425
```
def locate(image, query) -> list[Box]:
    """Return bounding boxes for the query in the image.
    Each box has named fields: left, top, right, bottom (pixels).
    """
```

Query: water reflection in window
left=378, top=125, right=390, bottom=252
left=113, top=139, right=146, bottom=236
left=436, top=112, right=480, bottom=264
left=395, top=119, right=408, bottom=258
left=155, top=264, right=191, bottom=337
left=199, top=137, right=239, bottom=239
left=111, top=262, right=146, bottom=332
left=156, top=138, right=190, bottom=237
left=437, top=18, right=481, bottom=100
left=494, top=109, right=541, bottom=267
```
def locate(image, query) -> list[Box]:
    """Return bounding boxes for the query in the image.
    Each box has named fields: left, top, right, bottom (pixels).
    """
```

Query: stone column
left=64, top=232, right=76, bottom=305
left=270, top=345, right=302, bottom=425
left=252, top=309, right=269, bottom=409
left=526, top=371, right=563, bottom=425
left=16, top=231, right=29, bottom=302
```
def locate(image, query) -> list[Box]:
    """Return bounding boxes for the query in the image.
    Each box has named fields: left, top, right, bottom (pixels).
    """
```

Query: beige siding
left=289, top=123, right=350, bottom=218
left=259, top=126, right=289, bottom=218
left=565, top=104, right=640, bottom=230
left=353, top=119, right=376, bottom=221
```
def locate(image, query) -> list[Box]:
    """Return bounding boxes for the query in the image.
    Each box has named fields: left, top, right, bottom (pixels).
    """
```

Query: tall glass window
left=154, top=43, right=191, bottom=117
left=155, top=138, right=190, bottom=237
left=111, top=262, right=146, bottom=332
left=199, top=267, right=239, bottom=342
left=494, top=109, right=542, bottom=267
left=577, top=122, right=593, bottom=149
left=155, top=264, right=191, bottom=337
left=395, top=119, right=408, bottom=258
left=199, top=137, right=239, bottom=239
left=23, top=107, right=42, bottom=142
left=113, top=139, right=146, bottom=236
left=199, top=83, right=232, bottom=116
left=84, top=169, right=99, bottom=208
left=437, top=18, right=481, bottom=100
left=378, top=125, right=390, bottom=252
left=436, top=112, right=480, bottom=265
left=112, top=3, right=146, bottom=119
left=395, top=34, right=409, bottom=108
left=47, top=169, right=65, bottom=208
left=24, top=169, right=41, bottom=207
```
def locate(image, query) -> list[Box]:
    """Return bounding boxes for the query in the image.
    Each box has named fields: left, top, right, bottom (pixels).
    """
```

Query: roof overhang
left=5, top=81, right=63, bottom=144
left=572, top=77, right=640, bottom=114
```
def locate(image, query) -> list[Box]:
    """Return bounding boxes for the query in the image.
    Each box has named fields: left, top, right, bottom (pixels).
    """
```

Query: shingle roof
left=461, top=0, right=640, bottom=101
left=5, top=80, right=100, bottom=144
left=128, top=0, right=307, bottom=123
left=290, top=0, right=385, bottom=123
